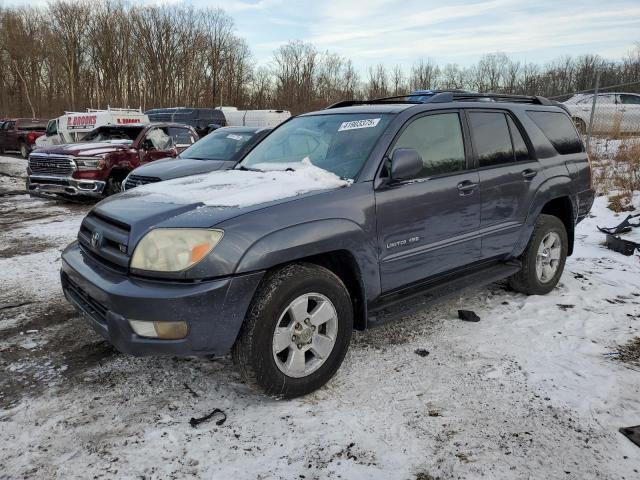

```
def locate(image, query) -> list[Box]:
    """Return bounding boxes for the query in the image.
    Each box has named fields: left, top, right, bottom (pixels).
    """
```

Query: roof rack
left=326, top=91, right=554, bottom=109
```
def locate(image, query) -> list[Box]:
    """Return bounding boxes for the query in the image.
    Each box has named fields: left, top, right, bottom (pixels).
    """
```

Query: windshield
left=82, top=126, right=144, bottom=144
left=17, top=120, right=47, bottom=130
left=240, top=113, right=392, bottom=179
left=181, top=129, right=255, bottom=161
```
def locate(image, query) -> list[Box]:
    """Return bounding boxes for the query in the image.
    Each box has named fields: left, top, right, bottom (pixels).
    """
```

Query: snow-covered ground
left=0, top=154, right=639, bottom=479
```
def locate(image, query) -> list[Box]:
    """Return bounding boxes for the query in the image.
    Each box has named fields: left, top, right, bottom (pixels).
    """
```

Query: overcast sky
left=5, top=0, right=640, bottom=71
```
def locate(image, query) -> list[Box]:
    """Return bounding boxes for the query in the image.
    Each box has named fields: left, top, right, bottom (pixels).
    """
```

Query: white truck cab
left=216, top=107, right=291, bottom=128
left=35, top=108, right=149, bottom=148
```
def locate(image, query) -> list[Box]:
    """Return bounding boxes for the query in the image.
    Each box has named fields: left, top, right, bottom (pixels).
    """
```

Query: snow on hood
left=132, top=158, right=351, bottom=208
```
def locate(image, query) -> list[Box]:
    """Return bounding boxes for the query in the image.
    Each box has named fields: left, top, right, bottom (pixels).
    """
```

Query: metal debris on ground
left=619, top=425, right=640, bottom=448
left=458, top=310, right=480, bottom=322
left=598, top=213, right=640, bottom=256
left=189, top=408, right=227, bottom=428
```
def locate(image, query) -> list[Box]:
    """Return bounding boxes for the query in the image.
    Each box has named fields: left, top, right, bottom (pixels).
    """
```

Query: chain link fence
left=550, top=79, right=640, bottom=152
left=552, top=79, right=640, bottom=206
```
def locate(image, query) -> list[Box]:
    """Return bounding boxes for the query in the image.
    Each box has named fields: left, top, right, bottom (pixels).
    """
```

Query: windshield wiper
left=236, top=165, right=264, bottom=172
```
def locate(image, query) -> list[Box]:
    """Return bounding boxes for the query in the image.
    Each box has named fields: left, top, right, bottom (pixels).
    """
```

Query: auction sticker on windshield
left=338, top=118, right=381, bottom=132
left=227, top=134, right=244, bottom=141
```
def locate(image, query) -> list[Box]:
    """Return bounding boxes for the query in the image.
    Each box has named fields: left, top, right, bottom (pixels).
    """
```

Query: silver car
left=564, top=92, right=640, bottom=134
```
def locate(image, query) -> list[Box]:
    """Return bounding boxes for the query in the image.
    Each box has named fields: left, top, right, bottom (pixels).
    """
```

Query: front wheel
left=104, top=176, right=123, bottom=196
left=509, top=214, right=568, bottom=295
left=232, top=263, right=353, bottom=398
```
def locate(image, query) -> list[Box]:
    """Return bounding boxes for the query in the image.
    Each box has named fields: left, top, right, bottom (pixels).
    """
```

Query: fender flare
left=235, top=218, right=380, bottom=307
left=511, top=175, right=577, bottom=257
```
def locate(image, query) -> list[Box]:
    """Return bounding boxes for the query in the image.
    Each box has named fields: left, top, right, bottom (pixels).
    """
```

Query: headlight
left=130, top=228, right=224, bottom=272
left=74, top=156, right=105, bottom=170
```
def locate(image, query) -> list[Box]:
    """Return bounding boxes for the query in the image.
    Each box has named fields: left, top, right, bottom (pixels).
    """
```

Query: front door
left=375, top=111, right=482, bottom=293
left=619, top=94, right=640, bottom=133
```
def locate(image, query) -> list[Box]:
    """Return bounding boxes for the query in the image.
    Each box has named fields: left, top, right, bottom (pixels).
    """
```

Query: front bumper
left=60, top=242, right=264, bottom=356
left=27, top=175, right=106, bottom=197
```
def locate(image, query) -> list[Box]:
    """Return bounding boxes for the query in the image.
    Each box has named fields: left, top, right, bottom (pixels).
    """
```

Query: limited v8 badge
left=386, top=236, right=420, bottom=249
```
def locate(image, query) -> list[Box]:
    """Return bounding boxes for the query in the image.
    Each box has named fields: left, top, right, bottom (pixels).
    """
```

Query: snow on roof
left=133, top=158, right=351, bottom=207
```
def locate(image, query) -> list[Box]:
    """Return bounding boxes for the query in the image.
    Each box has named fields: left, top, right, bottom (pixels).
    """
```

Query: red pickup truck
left=0, top=118, right=49, bottom=158
left=27, top=123, right=198, bottom=198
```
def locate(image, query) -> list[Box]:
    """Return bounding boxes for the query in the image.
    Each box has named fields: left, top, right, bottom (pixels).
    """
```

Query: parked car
left=122, top=126, right=271, bottom=191
left=563, top=92, right=640, bottom=134
left=0, top=118, right=48, bottom=158
left=36, top=108, right=149, bottom=148
left=27, top=123, right=198, bottom=198
left=60, top=92, right=593, bottom=398
left=217, top=107, right=291, bottom=128
left=145, top=108, right=226, bottom=137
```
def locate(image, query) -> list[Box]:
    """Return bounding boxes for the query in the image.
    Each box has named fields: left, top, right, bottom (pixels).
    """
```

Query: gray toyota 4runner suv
left=61, top=92, right=594, bottom=398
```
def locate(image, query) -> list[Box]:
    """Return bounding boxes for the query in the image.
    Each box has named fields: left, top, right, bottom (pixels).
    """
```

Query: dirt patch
left=618, top=337, right=640, bottom=365
left=0, top=300, right=77, bottom=341
left=0, top=236, right=57, bottom=258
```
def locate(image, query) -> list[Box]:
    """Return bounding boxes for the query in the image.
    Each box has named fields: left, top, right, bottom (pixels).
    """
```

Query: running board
left=367, top=261, right=521, bottom=327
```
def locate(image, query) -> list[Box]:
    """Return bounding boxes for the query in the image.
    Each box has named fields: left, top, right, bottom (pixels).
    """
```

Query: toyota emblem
left=91, top=231, right=100, bottom=248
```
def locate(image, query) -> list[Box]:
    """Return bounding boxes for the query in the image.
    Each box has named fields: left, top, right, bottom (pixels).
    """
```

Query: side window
left=391, top=112, right=466, bottom=178
left=5, top=121, right=15, bottom=131
left=597, top=94, right=616, bottom=104
left=507, top=116, right=530, bottom=161
left=468, top=112, right=513, bottom=167
left=620, top=94, right=640, bottom=105
left=527, top=111, right=583, bottom=155
left=145, top=128, right=173, bottom=150
left=169, top=127, right=195, bottom=147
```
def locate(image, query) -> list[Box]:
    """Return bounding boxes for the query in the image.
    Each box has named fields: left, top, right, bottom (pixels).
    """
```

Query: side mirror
left=390, top=148, right=423, bottom=182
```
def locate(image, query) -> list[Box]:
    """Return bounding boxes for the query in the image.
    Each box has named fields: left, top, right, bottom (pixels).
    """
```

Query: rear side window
left=468, top=112, right=513, bottom=167
left=168, top=127, right=196, bottom=147
left=527, top=111, right=583, bottom=155
left=391, top=112, right=466, bottom=178
left=507, top=116, right=529, bottom=162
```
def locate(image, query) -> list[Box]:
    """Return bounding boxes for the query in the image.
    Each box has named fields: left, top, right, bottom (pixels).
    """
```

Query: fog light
left=129, top=320, right=188, bottom=340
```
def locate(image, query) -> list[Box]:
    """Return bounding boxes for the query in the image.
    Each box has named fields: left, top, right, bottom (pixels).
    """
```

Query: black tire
left=19, top=142, right=29, bottom=159
left=104, top=176, right=123, bottom=196
left=509, top=214, right=568, bottom=295
left=232, top=263, right=353, bottom=398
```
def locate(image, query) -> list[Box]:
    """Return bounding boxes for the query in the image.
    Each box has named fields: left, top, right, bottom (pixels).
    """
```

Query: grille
left=78, top=212, right=131, bottom=271
left=29, top=155, right=74, bottom=176
left=124, top=175, right=161, bottom=190
left=63, top=273, right=108, bottom=325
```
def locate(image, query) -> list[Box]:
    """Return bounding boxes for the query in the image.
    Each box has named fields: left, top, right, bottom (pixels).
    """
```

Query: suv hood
left=131, top=157, right=235, bottom=180
left=33, top=142, right=130, bottom=157
left=94, top=160, right=351, bottom=229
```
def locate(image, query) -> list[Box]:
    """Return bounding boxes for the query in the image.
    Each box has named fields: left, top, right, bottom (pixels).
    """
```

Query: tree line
left=1, top=0, right=639, bottom=119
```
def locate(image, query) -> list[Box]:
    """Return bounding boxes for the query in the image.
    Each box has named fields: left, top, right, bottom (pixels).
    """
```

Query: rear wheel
left=19, top=142, right=29, bottom=159
left=509, top=214, right=568, bottom=295
left=232, top=263, right=353, bottom=398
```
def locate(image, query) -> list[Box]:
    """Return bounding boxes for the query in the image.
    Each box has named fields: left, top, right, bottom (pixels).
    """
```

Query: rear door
left=138, top=127, right=178, bottom=165
left=168, top=126, right=197, bottom=153
left=466, top=110, right=543, bottom=259
left=375, top=110, right=482, bottom=293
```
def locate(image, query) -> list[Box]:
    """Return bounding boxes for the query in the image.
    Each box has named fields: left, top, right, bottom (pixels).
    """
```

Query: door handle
left=457, top=180, right=478, bottom=195
left=521, top=169, right=538, bottom=180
